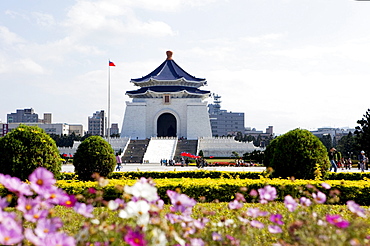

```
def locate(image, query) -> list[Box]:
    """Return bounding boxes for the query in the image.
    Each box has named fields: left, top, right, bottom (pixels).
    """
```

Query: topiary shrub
left=73, top=136, right=115, bottom=181
left=264, top=128, right=330, bottom=180
left=0, top=124, right=61, bottom=181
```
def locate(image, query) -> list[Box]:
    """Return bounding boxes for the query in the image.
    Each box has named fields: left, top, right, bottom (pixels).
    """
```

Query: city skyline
left=1, top=1, right=370, bottom=135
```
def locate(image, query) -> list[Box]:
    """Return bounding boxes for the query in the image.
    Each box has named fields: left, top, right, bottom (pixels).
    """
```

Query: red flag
left=109, top=61, right=115, bottom=66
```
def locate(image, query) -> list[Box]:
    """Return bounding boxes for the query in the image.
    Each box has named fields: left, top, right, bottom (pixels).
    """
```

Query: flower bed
left=0, top=168, right=369, bottom=245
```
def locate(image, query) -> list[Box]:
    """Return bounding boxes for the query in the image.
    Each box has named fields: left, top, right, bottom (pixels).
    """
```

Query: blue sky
left=1, top=0, right=370, bottom=135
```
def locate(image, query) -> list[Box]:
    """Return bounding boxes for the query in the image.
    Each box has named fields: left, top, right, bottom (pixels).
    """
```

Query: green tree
left=253, top=135, right=262, bottom=147
left=336, top=132, right=359, bottom=159
left=243, top=150, right=264, bottom=163
left=198, top=150, right=204, bottom=157
left=355, top=109, right=370, bottom=158
left=234, top=132, right=243, bottom=142
left=264, top=128, right=330, bottom=180
left=319, top=134, right=332, bottom=151
left=231, top=151, right=240, bottom=162
left=0, top=125, right=61, bottom=180
left=73, top=136, right=115, bottom=181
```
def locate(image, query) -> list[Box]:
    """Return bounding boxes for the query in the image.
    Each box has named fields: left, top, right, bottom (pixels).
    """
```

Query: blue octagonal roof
left=131, top=51, right=206, bottom=84
left=126, top=86, right=210, bottom=95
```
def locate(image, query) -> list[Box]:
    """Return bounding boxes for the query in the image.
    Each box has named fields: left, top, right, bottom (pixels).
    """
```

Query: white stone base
left=121, top=97, right=212, bottom=140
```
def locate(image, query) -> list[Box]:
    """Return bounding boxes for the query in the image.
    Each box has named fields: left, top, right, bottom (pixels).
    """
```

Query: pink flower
left=235, top=193, right=246, bottom=202
left=41, top=232, right=76, bottom=246
left=190, top=238, right=205, bottom=246
left=249, top=189, right=258, bottom=197
left=347, top=201, right=366, bottom=218
left=60, top=194, right=77, bottom=208
left=74, top=202, right=94, bottom=218
left=88, top=187, right=96, bottom=194
left=321, top=183, right=331, bottom=190
left=270, top=214, right=284, bottom=225
left=312, top=191, right=326, bottom=204
left=228, top=200, right=243, bottom=210
left=268, top=225, right=283, bottom=233
left=29, top=167, right=56, bottom=194
left=284, top=195, right=298, bottom=212
left=212, top=232, right=222, bottom=241
left=225, top=235, right=240, bottom=246
left=0, top=174, right=32, bottom=196
left=124, top=228, right=147, bottom=246
left=0, top=217, right=24, bottom=245
left=326, top=214, right=350, bottom=228
left=258, top=185, right=277, bottom=204
left=300, top=197, right=312, bottom=207
left=0, top=197, right=9, bottom=209
left=167, top=190, right=196, bottom=214
left=246, top=207, right=268, bottom=218
left=250, top=220, right=264, bottom=228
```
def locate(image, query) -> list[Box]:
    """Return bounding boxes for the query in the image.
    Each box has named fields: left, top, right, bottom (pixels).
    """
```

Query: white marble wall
left=121, top=97, right=212, bottom=140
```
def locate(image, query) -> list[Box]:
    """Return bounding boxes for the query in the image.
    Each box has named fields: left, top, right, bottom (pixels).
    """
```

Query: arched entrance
left=157, top=113, right=177, bottom=137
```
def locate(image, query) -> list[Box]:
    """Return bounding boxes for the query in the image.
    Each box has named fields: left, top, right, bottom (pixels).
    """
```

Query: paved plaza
left=61, top=164, right=369, bottom=173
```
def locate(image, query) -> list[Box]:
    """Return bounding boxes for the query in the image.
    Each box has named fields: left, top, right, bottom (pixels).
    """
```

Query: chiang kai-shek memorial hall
left=121, top=51, right=212, bottom=140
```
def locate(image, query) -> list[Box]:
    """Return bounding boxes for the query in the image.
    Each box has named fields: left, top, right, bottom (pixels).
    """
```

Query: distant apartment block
left=88, top=110, right=107, bottom=136
left=69, top=124, right=84, bottom=136
left=42, top=113, right=52, bottom=124
left=3, top=108, right=84, bottom=136
left=7, top=108, right=38, bottom=123
left=110, top=123, right=119, bottom=135
left=7, top=108, right=53, bottom=124
left=310, top=127, right=356, bottom=143
left=7, top=123, right=70, bottom=135
left=245, top=126, right=274, bottom=139
left=208, top=94, right=245, bottom=137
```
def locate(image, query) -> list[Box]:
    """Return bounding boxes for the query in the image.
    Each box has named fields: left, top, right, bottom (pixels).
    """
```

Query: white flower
left=108, top=200, right=119, bottom=210
left=124, top=181, right=158, bottom=202
left=91, top=219, right=100, bottom=224
left=151, top=228, right=168, bottom=246
left=119, top=200, right=150, bottom=225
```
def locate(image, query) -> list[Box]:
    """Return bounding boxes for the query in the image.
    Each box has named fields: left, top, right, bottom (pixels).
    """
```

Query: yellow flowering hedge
left=59, top=170, right=370, bottom=181
left=53, top=178, right=370, bottom=205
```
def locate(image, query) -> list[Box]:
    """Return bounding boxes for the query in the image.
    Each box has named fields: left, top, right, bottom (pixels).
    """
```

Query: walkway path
left=61, top=164, right=369, bottom=173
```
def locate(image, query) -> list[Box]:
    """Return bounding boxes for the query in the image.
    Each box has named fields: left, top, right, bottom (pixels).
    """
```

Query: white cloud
left=63, top=0, right=175, bottom=38
left=32, top=12, right=55, bottom=27
left=26, top=37, right=103, bottom=63
left=16, top=58, right=45, bottom=74
left=122, top=0, right=221, bottom=11
left=0, top=26, right=24, bottom=45
left=241, top=33, right=284, bottom=44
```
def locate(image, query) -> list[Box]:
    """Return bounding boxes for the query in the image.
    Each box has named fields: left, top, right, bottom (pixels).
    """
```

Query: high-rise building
left=208, top=95, right=245, bottom=137
left=7, top=108, right=38, bottom=123
left=88, top=110, right=106, bottom=136
left=110, top=123, right=119, bottom=135
left=42, top=113, right=52, bottom=124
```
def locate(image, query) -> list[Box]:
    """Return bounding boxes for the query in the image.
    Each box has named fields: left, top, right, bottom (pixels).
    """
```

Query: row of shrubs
left=60, top=170, right=370, bottom=181
left=30, top=178, right=370, bottom=205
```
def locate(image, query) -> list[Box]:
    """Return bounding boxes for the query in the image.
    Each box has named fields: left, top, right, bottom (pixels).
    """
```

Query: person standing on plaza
left=116, top=153, right=122, bottom=171
left=359, top=151, right=367, bottom=172
left=328, top=147, right=338, bottom=172
left=348, top=158, right=352, bottom=169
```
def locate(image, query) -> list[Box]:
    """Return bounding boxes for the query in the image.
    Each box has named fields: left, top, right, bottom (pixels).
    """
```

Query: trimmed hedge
left=60, top=170, right=370, bottom=181
left=3, top=178, right=364, bottom=205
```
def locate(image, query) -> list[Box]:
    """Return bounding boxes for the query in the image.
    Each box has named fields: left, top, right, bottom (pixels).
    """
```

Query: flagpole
left=107, top=60, right=111, bottom=144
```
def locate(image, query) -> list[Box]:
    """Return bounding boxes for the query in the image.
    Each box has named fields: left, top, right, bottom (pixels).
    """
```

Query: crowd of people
left=329, top=148, right=368, bottom=172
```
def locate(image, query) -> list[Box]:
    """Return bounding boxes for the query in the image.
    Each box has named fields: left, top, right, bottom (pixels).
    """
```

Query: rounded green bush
left=264, top=128, right=330, bottom=179
left=73, top=136, right=115, bottom=181
left=0, top=124, right=61, bottom=181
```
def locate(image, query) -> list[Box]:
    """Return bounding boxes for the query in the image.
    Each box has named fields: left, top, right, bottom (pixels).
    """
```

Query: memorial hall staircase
left=121, top=139, right=150, bottom=163
left=174, top=139, right=198, bottom=159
